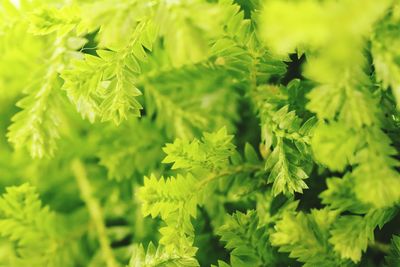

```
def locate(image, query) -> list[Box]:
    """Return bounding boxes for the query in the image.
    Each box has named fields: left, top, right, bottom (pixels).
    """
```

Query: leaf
left=320, top=174, right=370, bottom=214
left=162, top=127, right=235, bottom=172
left=306, top=84, right=345, bottom=121
left=329, top=215, right=372, bottom=263
left=352, top=128, right=400, bottom=208
left=139, top=174, right=198, bottom=220
left=329, top=208, right=396, bottom=263
left=7, top=74, right=63, bottom=158
left=265, top=139, right=309, bottom=196
left=271, top=209, right=345, bottom=267
left=385, top=235, right=400, bottom=267
left=0, top=184, right=78, bottom=267
left=217, top=210, right=280, bottom=267
left=253, top=88, right=315, bottom=196
left=260, top=0, right=391, bottom=56
left=62, top=21, right=158, bottom=125
left=128, top=242, right=199, bottom=267
left=29, top=5, right=80, bottom=36
left=244, top=143, right=260, bottom=164
left=311, top=122, right=359, bottom=171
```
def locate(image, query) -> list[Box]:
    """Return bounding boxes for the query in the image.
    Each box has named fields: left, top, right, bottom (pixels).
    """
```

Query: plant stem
left=198, top=163, right=263, bottom=188
left=71, top=159, right=119, bottom=267
left=369, top=240, right=391, bottom=254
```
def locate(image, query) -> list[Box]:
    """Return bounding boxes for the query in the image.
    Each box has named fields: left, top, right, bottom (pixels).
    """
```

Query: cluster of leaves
left=0, top=0, right=400, bottom=266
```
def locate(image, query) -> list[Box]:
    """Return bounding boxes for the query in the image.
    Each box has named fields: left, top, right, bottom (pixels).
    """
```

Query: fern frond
left=351, top=128, right=400, bottom=208
left=0, top=183, right=78, bottom=267
left=329, top=208, right=396, bottom=263
left=62, top=21, right=157, bottom=125
left=305, top=60, right=378, bottom=129
left=319, top=174, right=370, bottom=214
left=139, top=173, right=198, bottom=220
left=254, top=91, right=316, bottom=196
left=7, top=74, right=62, bottom=158
left=265, top=138, right=309, bottom=196
left=271, top=209, right=348, bottom=267
left=128, top=242, right=199, bottom=267
left=29, top=5, right=81, bottom=36
left=139, top=173, right=199, bottom=254
left=261, top=0, right=391, bottom=56
left=162, top=127, right=235, bottom=172
left=329, top=215, right=372, bottom=263
left=6, top=31, right=72, bottom=158
left=252, top=81, right=316, bottom=197
left=217, top=210, right=279, bottom=267
left=385, top=235, right=400, bottom=267
left=7, top=4, right=84, bottom=158
left=311, top=122, right=359, bottom=171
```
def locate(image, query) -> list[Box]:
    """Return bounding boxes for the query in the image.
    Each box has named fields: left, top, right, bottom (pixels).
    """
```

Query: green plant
left=0, top=0, right=399, bottom=266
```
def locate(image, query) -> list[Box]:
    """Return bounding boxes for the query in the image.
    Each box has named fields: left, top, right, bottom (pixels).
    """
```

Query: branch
left=71, top=159, right=119, bottom=267
left=198, top=163, right=263, bottom=189
left=368, top=240, right=391, bottom=254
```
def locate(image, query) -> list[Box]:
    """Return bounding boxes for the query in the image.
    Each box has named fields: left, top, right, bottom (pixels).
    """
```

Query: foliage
left=0, top=183, right=80, bottom=267
left=0, top=0, right=399, bottom=266
left=385, top=235, right=400, bottom=267
left=217, top=210, right=282, bottom=267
